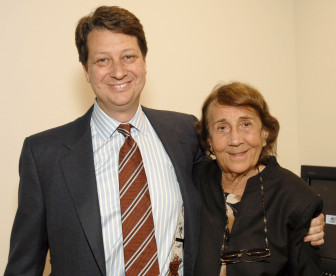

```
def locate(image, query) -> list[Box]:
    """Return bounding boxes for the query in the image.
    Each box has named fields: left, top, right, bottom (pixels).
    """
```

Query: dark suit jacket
left=5, top=106, right=204, bottom=276
left=193, top=157, right=322, bottom=276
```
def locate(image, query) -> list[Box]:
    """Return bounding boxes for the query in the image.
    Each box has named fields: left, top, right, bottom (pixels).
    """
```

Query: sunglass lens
left=246, top=248, right=268, bottom=256
left=222, top=250, right=242, bottom=259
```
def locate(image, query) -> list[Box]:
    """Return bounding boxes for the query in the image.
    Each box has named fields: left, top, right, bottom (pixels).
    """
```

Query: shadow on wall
left=72, top=68, right=96, bottom=114
left=139, top=81, right=158, bottom=110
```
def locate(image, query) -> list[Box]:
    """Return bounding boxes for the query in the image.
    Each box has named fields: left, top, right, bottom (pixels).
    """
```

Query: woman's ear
left=262, top=129, right=269, bottom=147
left=207, top=138, right=213, bottom=154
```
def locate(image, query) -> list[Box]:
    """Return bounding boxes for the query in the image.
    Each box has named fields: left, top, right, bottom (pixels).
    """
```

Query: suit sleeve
left=5, top=138, right=48, bottom=276
left=190, top=114, right=206, bottom=164
left=287, top=197, right=323, bottom=276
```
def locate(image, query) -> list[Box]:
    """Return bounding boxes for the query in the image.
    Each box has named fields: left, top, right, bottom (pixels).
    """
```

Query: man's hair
left=75, top=6, right=148, bottom=67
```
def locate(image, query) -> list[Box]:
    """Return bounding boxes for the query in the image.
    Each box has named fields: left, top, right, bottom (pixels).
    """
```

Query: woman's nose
left=228, top=127, right=243, bottom=146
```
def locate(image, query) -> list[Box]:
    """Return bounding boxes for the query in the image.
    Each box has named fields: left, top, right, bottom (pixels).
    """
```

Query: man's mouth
left=113, top=83, right=127, bottom=89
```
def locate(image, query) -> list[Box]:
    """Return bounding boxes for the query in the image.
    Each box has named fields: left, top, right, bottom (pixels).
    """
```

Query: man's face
left=84, top=29, right=147, bottom=121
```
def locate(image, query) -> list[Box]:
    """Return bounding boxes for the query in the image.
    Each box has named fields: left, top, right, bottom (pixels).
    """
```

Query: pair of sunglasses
left=221, top=248, right=271, bottom=264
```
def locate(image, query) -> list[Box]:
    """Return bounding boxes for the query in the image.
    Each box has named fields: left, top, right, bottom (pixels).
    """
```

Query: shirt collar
left=91, top=100, right=148, bottom=140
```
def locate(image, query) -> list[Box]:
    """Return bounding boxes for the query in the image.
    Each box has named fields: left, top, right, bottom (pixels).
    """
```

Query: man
left=5, top=6, right=324, bottom=276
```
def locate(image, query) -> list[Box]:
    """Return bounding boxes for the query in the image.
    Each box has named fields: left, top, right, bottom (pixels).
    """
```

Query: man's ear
left=83, top=64, right=90, bottom=83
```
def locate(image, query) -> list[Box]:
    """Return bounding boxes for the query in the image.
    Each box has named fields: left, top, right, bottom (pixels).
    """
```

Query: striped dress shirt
left=90, top=101, right=183, bottom=275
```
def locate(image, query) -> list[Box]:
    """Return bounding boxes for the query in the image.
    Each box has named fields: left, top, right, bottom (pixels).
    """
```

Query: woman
left=193, top=82, right=322, bottom=275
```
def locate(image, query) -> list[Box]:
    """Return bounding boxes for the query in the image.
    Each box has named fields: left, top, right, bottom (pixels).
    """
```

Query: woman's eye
left=217, top=125, right=229, bottom=132
left=240, top=121, right=253, bottom=130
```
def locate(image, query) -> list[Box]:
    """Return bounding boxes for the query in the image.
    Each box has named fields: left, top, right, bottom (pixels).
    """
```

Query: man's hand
left=304, top=213, right=325, bottom=246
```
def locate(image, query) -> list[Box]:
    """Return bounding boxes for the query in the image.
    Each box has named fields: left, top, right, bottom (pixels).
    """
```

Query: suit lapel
left=59, top=107, right=106, bottom=275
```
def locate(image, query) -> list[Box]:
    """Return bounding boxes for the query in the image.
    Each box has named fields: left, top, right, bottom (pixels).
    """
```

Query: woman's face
left=207, top=103, right=268, bottom=176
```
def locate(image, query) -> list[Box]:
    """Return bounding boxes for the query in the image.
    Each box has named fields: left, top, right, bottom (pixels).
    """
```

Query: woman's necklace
left=220, top=166, right=260, bottom=257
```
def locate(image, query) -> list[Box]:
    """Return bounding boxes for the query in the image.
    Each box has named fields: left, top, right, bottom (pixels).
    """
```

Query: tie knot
left=117, top=124, right=132, bottom=137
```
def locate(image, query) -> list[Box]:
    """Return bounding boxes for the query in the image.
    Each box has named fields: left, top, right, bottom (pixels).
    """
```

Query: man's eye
left=94, top=57, right=109, bottom=64
left=94, top=58, right=110, bottom=66
left=123, top=55, right=136, bottom=61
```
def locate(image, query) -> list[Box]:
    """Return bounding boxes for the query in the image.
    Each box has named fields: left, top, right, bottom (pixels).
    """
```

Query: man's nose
left=109, top=61, right=127, bottom=79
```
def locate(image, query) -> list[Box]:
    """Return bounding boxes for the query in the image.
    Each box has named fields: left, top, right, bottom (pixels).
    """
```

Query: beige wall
left=296, top=0, right=336, bottom=167
left=1, top=0, right=335, bottom=273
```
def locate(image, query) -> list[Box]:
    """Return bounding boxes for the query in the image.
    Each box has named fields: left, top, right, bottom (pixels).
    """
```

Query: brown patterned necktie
left=117, top=124, right=160, bottom=275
